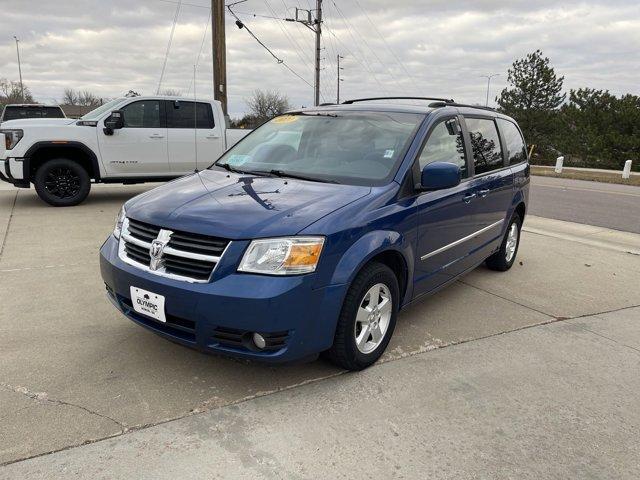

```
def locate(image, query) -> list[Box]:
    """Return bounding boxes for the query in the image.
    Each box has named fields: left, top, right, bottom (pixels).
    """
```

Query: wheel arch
left=329, top=230, right=414, bottom=307
left=25, top=141, right=101, bottom=181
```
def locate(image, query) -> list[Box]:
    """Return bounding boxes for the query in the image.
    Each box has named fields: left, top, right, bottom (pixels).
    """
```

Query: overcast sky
left=0, top=0, right=638, bottom=117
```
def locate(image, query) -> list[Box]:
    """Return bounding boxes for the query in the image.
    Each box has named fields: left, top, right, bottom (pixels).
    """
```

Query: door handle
left=478, top=189, right=490, bottom=198
left=205, top=134, right=220, bottom=139
left=149, top=134, right=164, bottom=139
left=462, top=193, right=476, bottom=204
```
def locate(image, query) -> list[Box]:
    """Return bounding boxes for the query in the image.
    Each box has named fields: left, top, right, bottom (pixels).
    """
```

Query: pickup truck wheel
left=325, top=262, right=399, bottom=371
left=34, top=158, right=91, bottom=207
left=485, top=213, right=522, bottom=271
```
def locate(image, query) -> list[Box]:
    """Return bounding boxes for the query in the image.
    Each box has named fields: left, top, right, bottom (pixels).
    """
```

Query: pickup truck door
left=165, top=100, right=225, bottom=174
left=97, top=99, right=170, bottom=176
left=412, top=116, right=480, bottom=297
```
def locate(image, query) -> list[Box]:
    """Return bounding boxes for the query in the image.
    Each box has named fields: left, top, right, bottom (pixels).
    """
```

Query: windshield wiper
left=215, top=163, right=271, bottom=177
left=268, top=170, right=339, bottom=184
left=299, top=112, right=339, bottom=118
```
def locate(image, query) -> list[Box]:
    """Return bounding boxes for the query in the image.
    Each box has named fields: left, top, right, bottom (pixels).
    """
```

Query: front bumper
left=99, top=235, right=347, bottom=363
left=0, top=157, right=29, bottom=187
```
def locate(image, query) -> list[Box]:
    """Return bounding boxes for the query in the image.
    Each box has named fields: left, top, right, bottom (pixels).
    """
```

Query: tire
left=325, top=262, right=399, bottom=371
left=34, top=158, right=91, bottom=207
left=485, top=213, right=522, bottom=271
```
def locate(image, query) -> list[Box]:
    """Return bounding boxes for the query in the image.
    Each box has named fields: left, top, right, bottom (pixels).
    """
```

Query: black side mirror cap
left=103, top=110, right=124, bottom=135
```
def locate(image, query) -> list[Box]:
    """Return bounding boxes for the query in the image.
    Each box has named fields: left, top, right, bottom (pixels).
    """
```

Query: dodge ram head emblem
left=149, top=229, right=173, bottom=271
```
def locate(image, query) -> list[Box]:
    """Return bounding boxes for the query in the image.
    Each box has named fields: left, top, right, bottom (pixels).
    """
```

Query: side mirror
left=419, top=162, right=461, bottom=191
left=103, top=110, right=124, bottom=135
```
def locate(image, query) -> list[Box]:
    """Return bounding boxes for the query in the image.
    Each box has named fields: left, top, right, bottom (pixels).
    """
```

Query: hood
left=0, top=118, right=76, bottom=128
left=125, top=169, right=371, bottom=239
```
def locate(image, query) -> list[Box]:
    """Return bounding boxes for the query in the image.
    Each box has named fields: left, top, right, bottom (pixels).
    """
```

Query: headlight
left=2, top=129, right=23, bottom=150
left=113, top=206, right=126, bottom=239
left=238, top=237, right=325, bottom=275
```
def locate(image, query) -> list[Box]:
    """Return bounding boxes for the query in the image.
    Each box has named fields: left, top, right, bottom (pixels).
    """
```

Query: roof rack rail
left=448, top=102, right=497, bottom=112
left=342, top=96, right=455, bottom=105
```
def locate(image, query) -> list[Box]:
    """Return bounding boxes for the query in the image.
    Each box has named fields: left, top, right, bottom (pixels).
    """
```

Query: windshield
left=80, top=98, right=123, bottom=120
left=213, top=111, right=424, bottom=185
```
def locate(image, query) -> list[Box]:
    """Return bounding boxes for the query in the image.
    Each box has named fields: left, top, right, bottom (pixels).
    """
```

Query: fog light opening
left=252, top=332, right=266, bottom=350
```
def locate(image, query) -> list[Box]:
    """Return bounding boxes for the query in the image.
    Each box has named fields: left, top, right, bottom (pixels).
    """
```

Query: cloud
left=0, top=0, right=638, bottom=117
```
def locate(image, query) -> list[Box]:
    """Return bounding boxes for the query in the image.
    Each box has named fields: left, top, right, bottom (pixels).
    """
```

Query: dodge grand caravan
left=100, top=97, right=530, bottom=370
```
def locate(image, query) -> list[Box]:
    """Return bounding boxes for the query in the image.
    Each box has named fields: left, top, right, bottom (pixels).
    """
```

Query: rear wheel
left=34, top=158, right=91, bottom=207
left=485, top=213, right=522, bottom=271
left=325, top=262, right=399, bottom=371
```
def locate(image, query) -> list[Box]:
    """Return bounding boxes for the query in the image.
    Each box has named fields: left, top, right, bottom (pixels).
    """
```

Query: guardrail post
left=622, top=160, right=632, bottom=179
left=555, top=156, right=564, bottom=174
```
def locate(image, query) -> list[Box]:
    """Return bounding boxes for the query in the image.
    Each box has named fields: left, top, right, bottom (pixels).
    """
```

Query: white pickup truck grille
left=118, top=218, right=230, bottom=283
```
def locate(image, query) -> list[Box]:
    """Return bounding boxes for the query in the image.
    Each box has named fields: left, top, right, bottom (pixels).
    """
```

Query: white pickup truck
left=0, top=96, right=250, bottom=206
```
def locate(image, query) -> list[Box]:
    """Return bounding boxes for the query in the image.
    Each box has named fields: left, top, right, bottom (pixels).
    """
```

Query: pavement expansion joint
left=0, top=190, right=18, bottom=259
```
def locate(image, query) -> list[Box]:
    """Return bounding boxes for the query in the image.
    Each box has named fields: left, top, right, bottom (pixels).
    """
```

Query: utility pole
left=286, top=1, right=323, bottom=105
left=480, top=73, right=500, bottom=107
left=313, top=0, right=322, bottom=106
left=13, top=36, right=24, bottom=102
left=336, top=54, right=344, bottom=104
left=211, top=0, right=228, bottom=115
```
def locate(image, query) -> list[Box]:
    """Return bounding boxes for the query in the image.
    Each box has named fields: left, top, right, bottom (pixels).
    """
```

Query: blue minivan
left=100, top=97, right=529, bottom=370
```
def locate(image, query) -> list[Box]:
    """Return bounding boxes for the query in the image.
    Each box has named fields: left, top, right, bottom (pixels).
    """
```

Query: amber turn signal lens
left=284, top=242, right=323, bottom=267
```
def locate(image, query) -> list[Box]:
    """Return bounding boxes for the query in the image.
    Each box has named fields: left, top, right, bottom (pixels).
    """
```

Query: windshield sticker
left=226, top=154, right=251, bottom=166
left=384, top=149, right=394, bottom=158
left=272, top=115, right=299, bottom=124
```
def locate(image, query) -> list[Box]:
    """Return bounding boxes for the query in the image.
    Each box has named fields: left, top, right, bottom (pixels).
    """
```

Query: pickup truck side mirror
left=103, top=110, right=124, bottom=135
left=418, top=162, right=461, bottom=191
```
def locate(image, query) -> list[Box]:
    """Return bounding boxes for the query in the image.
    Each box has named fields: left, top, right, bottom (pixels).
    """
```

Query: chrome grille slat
left=118, top=217, right=230, bottom=283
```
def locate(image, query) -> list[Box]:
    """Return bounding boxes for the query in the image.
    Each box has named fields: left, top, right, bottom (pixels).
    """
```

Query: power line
left=186, top=7, right=212, bottom=94
left=352, top=0, right=420, bottom=92
left=157, top=0, right=182, bottom=94
left=227, top=5, right=313, bottom=88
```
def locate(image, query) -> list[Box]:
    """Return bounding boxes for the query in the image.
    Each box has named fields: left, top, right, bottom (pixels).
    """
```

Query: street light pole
left=480, top=73, right=500, bottom=107
left=13, top=36, right=25, bottom=102
left=336, top=54, right=344, bottom=104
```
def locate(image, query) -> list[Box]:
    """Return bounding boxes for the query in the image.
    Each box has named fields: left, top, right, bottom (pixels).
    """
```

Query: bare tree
left=246, top=90, right=292, bottom=123
left=63, top=88, right=101, bottom=107
left=160, top=88, right=182, bottom=96
left=0, top=78, right=34, bottom=105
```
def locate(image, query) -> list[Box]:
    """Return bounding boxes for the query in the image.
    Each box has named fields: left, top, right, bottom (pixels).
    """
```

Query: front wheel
left=325, top=262, right=399, bottom=371
left=34, top=158, right=91, bottom=207
left=485, top=213, right=522, bottom=271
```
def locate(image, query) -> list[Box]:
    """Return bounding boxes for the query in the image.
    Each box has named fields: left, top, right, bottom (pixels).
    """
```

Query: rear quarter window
left=497, top=118, right=527, bottom=165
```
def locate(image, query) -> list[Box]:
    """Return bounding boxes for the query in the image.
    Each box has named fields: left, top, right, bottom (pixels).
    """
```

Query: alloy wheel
left=354, top=283, right=392, bottom=354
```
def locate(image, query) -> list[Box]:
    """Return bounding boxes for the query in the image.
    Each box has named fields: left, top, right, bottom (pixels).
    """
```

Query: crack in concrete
left=0, top=382, right=127, bottom=433
left=3, top=304, right=640, bottom=468
left=0, top=190, right=18, bottom=260
left=571, top=323, right=640, bottom=357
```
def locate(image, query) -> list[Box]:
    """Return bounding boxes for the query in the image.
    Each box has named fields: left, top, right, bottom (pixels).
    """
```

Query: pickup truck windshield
left=213, top=111, right=424, bottom=185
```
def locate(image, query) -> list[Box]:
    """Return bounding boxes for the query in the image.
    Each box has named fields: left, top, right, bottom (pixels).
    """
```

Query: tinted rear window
left=465, top=117, right=504, bottom=175
left=497, top=118, right=527, bottom=165
left=166, top=101, right=214, bottom=129
left=2, top=106, right=65, bottom=121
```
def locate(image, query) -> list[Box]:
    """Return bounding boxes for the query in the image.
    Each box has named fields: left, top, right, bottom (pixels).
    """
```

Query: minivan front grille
left=119, top=218, right=230, bottom=283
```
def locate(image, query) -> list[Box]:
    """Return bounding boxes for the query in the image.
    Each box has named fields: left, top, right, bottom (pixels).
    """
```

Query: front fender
left=329, top=230, right=415, bottom=305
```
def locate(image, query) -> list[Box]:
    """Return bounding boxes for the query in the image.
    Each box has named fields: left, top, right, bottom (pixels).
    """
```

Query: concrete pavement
left=1, top=184, right=640, bottom=477
left=529, top=176, right=640, bottom=233
left=2, top=307, right=640, bottom=479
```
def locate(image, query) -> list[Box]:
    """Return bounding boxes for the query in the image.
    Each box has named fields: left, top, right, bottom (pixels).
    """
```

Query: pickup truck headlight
left=238, top=237, right=325, bottom=275
left=113, top=206, right=126, bottom=239
left=1, top=129, right=23, bottom=150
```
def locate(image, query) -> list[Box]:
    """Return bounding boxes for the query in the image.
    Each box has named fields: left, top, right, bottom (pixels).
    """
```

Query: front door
left=98, top=99, right=169, bottom=176
left=413, top=116, right=480, bottom=297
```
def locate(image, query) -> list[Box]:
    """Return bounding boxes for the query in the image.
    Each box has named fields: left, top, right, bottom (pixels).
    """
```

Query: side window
left=465, top=117, right=503, bottom=175
left=418, top=118, right=467, bottom=177
left=167, top=101, right=215, bottom=129
left=497, top=118, right=527, bottom=165
left=122, top=100, right=161, bottom=128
